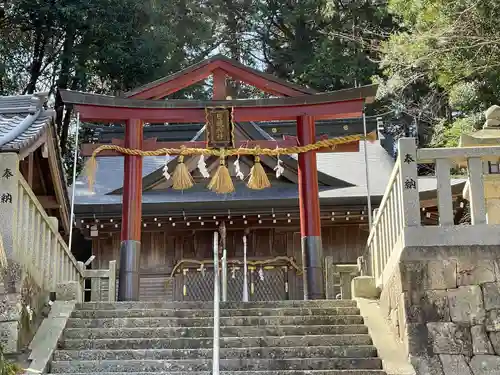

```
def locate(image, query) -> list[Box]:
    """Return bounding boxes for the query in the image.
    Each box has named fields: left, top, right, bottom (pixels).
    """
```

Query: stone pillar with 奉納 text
left=0, top=153, right=21, bottom=292
left=0, top=153, right=23, bottom=353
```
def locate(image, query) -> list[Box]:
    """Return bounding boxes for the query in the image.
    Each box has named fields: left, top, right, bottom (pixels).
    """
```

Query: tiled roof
left=0, top=94, right=54, bottom=152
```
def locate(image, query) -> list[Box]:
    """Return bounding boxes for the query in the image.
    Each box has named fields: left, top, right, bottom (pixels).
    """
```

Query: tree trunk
left=24, top=0, right=55, bottom=94
left=24, top=22, right=47, bottom=94
left=224, top=0, right=241, bottom=98
left=55, top=24, right=76, bottom=141
left=59, top=33, right=90, bottom=155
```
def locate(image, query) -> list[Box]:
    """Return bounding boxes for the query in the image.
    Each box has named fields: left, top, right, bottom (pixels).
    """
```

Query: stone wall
left=380, top=245, right=500, bottom=375
left=0, top=274, right=50, bottom=353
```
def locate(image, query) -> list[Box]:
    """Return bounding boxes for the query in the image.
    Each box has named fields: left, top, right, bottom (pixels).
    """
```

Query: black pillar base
left=301, top=236, right=325, bottom=300
left=118, top=240, right=141, bottom=301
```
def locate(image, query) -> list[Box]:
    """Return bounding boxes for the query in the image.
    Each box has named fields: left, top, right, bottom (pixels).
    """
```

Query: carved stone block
left=482, top=282, right=500, bottom=311
left=406, top=290, right=451, bottom=324
left=401, top=260, right=457, bottom=292
left=0, top=321, right=18, bottom=353
left=485, top=310, right=500, bottom=332
left=487, top=332, right=500, bottom=355
left=56, top=281, right=82, bottom=302
left=439, top=354, right=473, bottom=375
left=0, top=293, right=22, bottom=322
left=427, top=322, right=473, bottom=356
left=448, top=286, right=486, bottom=325
left=471, top=325, right=495, bottom=354
left=410, top=355, right=445, bottom=375
left=469, top=355, right=500, bottom=375
left=407, top=323, right=431, bottom=356
left=457, top=259, right=496, bottom=286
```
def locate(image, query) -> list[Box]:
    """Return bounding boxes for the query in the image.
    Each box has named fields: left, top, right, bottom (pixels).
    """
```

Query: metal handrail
left=212, top=231, right=220, bottom=375
left=221, top=248, right=227, bottom=302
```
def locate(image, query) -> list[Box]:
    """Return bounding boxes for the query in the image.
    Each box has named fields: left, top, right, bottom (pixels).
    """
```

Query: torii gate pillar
left=297, top=115, right=325, bottom=300
left=118, top=118, right=143, bottom=301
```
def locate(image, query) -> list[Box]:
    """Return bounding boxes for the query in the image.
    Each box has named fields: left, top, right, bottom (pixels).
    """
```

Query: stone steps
left=75, top=300, right=358, bottom=310
left=58, top=334, right=373, bottom=350
left=63, top=324, right=369, bottom=339
left=65, top=315, right=365, bottom=328
left=71, top=307, right=361, bottom=318
left=50, top=371, right=387, bottom=375
left=50, top=358, right=384, bottom=372
left=48, top=300, right=386, bottom=375
left=53, top=345, right=378, bottom=360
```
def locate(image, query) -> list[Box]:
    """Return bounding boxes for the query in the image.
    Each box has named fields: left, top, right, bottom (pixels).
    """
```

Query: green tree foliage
left=0, top=0, right=218, bottom=153
left=254, top=0, right=393, bottom=92
left=378, top=0, right=500, bottom=146
left=5, top=0, right=495, bottom=163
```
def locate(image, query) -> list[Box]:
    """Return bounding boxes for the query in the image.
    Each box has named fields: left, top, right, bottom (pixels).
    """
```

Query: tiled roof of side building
left=0, top=94, right=54, bottom=152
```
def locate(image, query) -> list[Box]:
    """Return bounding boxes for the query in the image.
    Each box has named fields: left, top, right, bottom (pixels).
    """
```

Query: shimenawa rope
left=84, top=131, right=376, bottom=193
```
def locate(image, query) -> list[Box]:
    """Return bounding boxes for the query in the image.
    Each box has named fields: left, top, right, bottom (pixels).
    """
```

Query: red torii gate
left=60, top=55, right=377, bottom=301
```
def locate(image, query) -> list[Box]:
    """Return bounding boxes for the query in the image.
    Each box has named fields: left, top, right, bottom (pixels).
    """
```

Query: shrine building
left=63, top=56, right=465, bottom=301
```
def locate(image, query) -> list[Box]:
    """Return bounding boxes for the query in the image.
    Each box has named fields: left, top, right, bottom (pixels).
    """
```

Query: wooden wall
left=91, top=225, right=369, bottom=272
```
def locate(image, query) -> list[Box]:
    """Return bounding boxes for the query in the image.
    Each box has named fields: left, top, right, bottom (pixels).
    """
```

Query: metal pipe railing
left=242, top=234, right=249, bottom=302
left=221, top=248, right=227, bottom=302
left=212, top=231, right=220, bottom=375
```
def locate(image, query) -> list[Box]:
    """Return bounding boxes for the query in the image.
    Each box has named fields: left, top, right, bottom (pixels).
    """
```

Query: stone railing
left=364, top=159, right=404, bottom=285
left=80, top=260, right=117, bottom=302
left=0, top=153, right=86, bottom=353
left=16, top=175, right=84, bottom=295
left=324, top=257, right=359, bottom=299
left=364, top=138, right=500, bottom=289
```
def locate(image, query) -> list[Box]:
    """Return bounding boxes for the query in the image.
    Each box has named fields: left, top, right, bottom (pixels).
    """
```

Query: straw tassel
left=366, top=131, right=377, bottom=142
left=208, top=155, right=234, bottom=194
left=172, top=155, right=194, bottom=190
left=84, top=156, right=98, bottom=192
left=247, top=156, right=271, bottom=190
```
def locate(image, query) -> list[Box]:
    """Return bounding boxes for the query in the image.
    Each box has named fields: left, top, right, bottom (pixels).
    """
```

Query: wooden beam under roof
left=37, top=195, right=61, bottom=209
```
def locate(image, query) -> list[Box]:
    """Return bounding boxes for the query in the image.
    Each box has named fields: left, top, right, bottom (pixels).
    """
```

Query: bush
left=0, top=345, right=21, bottom=375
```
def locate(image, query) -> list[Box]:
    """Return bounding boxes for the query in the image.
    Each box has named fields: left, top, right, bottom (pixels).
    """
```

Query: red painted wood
left=212, top=68, right=227, bottom=100
left=129, top=63, right=217, bottom=100
left=234, top=100, right=362, bottom=122
left=74, top=99, right=363, bottom=123
left=121, top=119, right=143, bottom=242
left=297, top=115, right=321, bottom=237
left=126, top=57, right=312, bottom=99
left=217, top=60, right=305, bottom=97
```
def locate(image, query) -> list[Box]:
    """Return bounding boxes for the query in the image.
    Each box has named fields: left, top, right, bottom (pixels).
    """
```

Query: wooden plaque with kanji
left=206, top=108, right=234, bottom=148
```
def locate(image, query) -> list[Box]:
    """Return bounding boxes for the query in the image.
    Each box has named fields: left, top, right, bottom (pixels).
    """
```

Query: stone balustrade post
left=108, top=260, right=117, bottom=302
left=397, top=138, right=421, bottom=228
left=0, top=153, right=21, bottom=292
left=324, top=256, right=335, bottom=299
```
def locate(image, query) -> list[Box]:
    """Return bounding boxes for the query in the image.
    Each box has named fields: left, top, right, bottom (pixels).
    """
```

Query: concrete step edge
left=48, top=372, right=387, bottom=375
left=53, top=345, right=378, bottom=356
left=67, top=315, right=364, bottom=320
left=74, top=302, right=359, bottom=310
left=62, top=324, right=369, bottom=331
left=58, top=334, right=373, bottom=343
left=71, top=309, right=360, bottom=313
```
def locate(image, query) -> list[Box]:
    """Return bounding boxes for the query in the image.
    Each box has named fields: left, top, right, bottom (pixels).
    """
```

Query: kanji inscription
left=0, top=193, right=12, bottom=203
left=404, top=154, right=415, bottom=164
left=404, top=177, right=417, bottom=190
left=206, top=108, right=234, bottom=148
